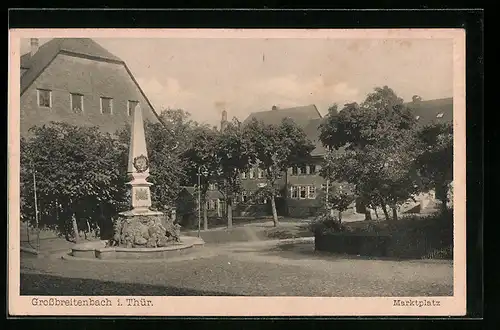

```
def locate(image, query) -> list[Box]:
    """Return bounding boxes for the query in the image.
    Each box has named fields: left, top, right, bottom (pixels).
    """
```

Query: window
left=241, top=171, right=247, bottom=179
left=241, top=191, right=248, bottom=203
left=208, top=183, right=216, bottom=190
left=128, top=100, right=139, bottom=116
left=436, top=113, right=444, bottom=118
left=37, top=89, right=51, bottom=108
left=257, top=168, right=263, bottom=179
left=308, top=186, right=316, bottom=199
left=249, top=169, right=255, bottom=179
left=291, top=186, right=299, bottom=199
left=70, top=93, right=83, bottom=113
left=100, top=97, right=113, bottom=114
left=309, top=165, right=316, bottom=175
left=300, top=186, right=307, bottom=199
left=291, top=167, right=298, bottom=176
left=321, top=183, right=334, bottom=191
left=300, top=165, right=307, bottom=175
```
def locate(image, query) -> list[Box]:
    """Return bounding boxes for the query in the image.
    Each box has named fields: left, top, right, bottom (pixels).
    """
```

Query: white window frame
left=291, top=167, right=298, bottom=176
left=128, top=100, right=139, bottom=116
left=241, top=171, right=247, bottom=179
left=309, top=165, right=316, bottom=175
left=257, top=168, right=263, bottom=179
left=70, top=93, right=84, bottom=113
left=308, top=186, right=316, bottom=199
left=100, top=96, right=113, bottom=115
left=299, top=186, right=307, bottom=199
left=241, top=191, right=248, bottom=203
left=249, top=169, right=255, bottom=179
left=291, top=186, right=299, bottom=199
left=37, top=89, right=52, bottom=108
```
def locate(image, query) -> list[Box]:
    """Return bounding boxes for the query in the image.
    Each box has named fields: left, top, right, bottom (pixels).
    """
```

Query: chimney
left=220, top=110, right=228, bottom=132
left=272, top=105, right=278, bottom=111
left=30, top=38, right=39, bottom=56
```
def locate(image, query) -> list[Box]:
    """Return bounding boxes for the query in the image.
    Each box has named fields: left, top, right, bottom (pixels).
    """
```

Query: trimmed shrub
left=309, top=214, right=348, bottom=234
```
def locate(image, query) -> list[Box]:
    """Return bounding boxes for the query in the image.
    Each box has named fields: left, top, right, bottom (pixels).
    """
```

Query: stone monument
left=107, top=104, right=181, bottom=248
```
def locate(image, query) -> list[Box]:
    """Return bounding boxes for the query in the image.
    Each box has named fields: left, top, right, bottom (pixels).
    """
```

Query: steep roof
left=20, top=38, right=161, bottom=123
left=21, top=38, right=123, bottom=94
left=294, top=97, right=453, bottom=158
left=405, top=97, right=453, bottom=126
left=243, top=104, right=322, bottom=127
left=302, top=117, right=327, bottom=157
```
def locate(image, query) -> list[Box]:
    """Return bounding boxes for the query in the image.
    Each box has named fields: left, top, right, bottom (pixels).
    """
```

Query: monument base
left=118, top=209, right=164, bottom=217
left=70, top=236, right=205, bottom=260
left=108, top=210, right=181, bottom=249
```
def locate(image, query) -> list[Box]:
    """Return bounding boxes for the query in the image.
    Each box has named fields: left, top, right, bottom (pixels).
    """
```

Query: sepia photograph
left=8, top=28, right=466, bottom=316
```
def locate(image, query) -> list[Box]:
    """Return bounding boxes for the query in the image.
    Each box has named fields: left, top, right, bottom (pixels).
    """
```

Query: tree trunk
left=374, top=208, right=379, bottom=220
left=227, top=199, right=233, bottom=229
left=338, top=211, right=342, bottom=224
left=203, top=201, right=208, bottom=231
left=71, top=212, right=80, bottom=243
left=392, top=206, right=398, bottom=221
left=381, top=204, right=391, bottom=221
left=270, top=194, right=279, bottom=227
left=364, top=209, right=372, bottom=221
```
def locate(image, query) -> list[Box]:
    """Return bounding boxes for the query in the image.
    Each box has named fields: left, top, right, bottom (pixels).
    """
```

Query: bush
left=309, top=214, right=348, bottom=234
left=313, top=210, right=453, bottom=259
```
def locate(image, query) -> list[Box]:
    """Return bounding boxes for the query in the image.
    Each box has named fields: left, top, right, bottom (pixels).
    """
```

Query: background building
left=20, top=38, right=160, bottom=137
left=240, top=98, right=454, bottom=218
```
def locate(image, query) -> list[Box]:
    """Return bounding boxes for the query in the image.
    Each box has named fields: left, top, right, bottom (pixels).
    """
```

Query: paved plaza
left=20, top=237, right=453, bottom=297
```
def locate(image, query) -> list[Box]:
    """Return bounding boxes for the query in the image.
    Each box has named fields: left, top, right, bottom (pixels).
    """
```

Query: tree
left=182, top=125, right=221, bottom=230
left=319, top=87, right=420, bottom=221
left=216, top=118, right=254, bottom=229
left=415, top=122, right=453, bottom=212
left=20, top=122, right=127, bottom=242
left=244, top=118, right=315, bottom=227
left=327, top=183, right=356, bottom=223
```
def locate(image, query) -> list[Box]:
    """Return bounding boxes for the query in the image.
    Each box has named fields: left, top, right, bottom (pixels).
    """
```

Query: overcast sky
left=21, top=37, right=453, bottom=126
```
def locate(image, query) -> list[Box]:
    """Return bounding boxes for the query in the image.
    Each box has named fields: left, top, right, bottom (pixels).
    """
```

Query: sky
left=21, top=37, right=454, bottom=126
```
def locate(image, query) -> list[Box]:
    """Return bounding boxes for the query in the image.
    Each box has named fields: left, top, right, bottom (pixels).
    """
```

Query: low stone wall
left=70, top=236, right=204, bottom=260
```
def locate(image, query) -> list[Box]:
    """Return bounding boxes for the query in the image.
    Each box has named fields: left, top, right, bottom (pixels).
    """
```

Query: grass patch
left=265, top=225, right=313, bottom=240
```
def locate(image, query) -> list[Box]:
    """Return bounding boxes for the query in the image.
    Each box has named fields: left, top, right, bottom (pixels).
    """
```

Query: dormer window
left=70, top=93, right=84, bottom=113
left=37, top=89, right=52, bottom=108
left=436, top=113, right=444, bottom=118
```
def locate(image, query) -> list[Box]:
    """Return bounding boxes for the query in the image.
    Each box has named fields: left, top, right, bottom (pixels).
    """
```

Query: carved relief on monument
left=135, top=188, right=149, bottom=201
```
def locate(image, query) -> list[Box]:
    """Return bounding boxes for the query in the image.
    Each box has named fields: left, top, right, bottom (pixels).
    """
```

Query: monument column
left=120, top=103, right=162, bottom=217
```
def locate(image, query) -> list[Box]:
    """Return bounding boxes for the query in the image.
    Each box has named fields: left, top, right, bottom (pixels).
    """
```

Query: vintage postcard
left=8, top=28, right=466, bottom=317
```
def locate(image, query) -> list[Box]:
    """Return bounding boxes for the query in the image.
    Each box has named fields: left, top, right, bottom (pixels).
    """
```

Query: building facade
left=239, top=98, right=454, bottom=218
left=20, top=38, right=160, bottom=137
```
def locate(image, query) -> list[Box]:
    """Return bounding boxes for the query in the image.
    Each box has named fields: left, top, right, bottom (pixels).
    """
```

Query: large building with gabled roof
left=20, top=38, right=160, bottom=136
left=238, top=98, right=454, bottom=218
